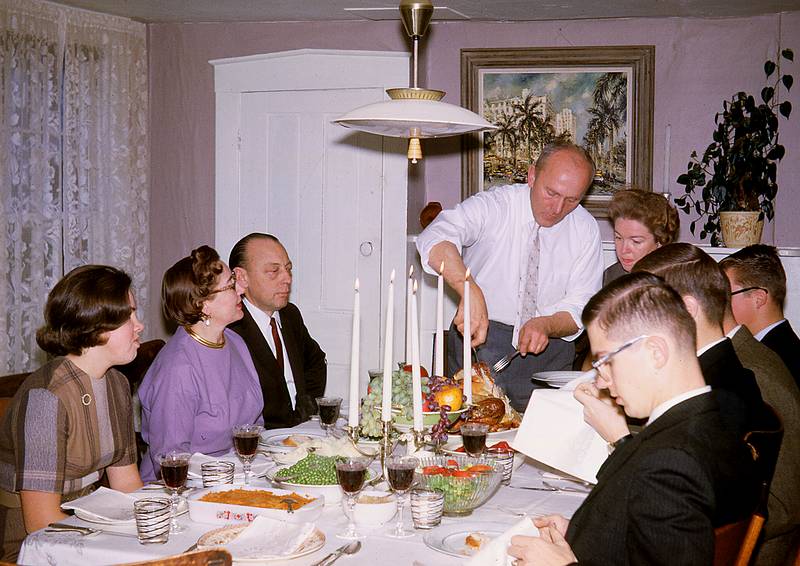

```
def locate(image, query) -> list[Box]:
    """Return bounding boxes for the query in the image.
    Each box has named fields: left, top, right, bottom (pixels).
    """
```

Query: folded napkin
left=511, top=371, right=606, bottom=484
left=466, top=518, right=539, bottom=566
left=188, top=452, right=271, bottom=479
left=61, top=486, right=137, bottom=522
left=224, top=516, right=316, bottom=559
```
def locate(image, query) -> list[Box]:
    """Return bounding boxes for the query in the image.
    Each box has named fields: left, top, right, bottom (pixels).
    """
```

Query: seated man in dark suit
left=229, top=233, right=326, bottom=429
left=720, top=244, right=800, bottom=389
left=508, top=273, right=758, bottom=566
left=633, top=243, right=766, bottom=437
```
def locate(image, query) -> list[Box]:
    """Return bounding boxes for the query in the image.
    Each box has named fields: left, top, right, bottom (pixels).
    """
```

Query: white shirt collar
left=725, top=325, right=743, bottom=339
left=646, top=386, right=712, bottom=426
left=696, top=335, right=727, bottom=357
left=244, top=297, right=281, bottom=328
left=754, top=319, right=785, bottom=341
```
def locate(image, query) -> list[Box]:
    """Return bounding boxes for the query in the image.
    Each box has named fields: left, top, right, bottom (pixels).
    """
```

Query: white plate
left=197, top=523, right=325, bottom=562
left=187, top=485, right=324, bottom=525
left=531, top=371, right=584, bottom=386
left=259, top=432, right=326, bottom=453
left=187, top=453, right=272, bottom=479
left=450, top=428, right=519, bottom=442
left=75, top=496, right=188, bottom=525
left=441, top=440, right=526, bottom=471
left=423, top=521, right=512, bottom=558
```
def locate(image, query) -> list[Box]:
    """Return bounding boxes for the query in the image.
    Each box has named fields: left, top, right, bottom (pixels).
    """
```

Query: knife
left=46, top=522, right=140, bottom=538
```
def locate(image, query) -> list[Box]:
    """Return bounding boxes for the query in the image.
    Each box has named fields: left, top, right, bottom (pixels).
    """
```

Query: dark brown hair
left=608, top=189, right=680, bottom=245
left=162, top=245, right=224, bottom=326
left=633, top=243, right=730, bottom=325
left=719, top=244, right=786, bottom=306
left=582, top=271, right=696, bottom=350
left=535, top=142, right=596, bottom=179
left=228, top=233, right=281, bottom=270
left=36, top=265, right=134, bottom=356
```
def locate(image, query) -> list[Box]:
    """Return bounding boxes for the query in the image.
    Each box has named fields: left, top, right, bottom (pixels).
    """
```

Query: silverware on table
left=182, top=542, right=199, bottom=553
left=507, top=483, right=590, bottom=494
left=311, top=540, right=361, bottom=566
left=491, top=350, right=520, bottom=373
left=45, top=523, right=139, bottom=538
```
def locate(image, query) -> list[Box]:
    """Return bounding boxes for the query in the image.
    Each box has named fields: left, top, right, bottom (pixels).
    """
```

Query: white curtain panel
left=0, top=0, right=148, bottom=373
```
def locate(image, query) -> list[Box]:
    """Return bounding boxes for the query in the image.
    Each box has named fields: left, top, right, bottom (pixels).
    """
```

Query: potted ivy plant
left=674, top=49, right=793, bottom=247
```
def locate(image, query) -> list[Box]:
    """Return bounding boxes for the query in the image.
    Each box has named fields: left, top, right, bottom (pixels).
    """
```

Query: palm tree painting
left=481, top=70, right=630, bottom=195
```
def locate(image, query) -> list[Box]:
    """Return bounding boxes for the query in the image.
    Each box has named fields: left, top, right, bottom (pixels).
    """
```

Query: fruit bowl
left=414, top=455, right=503, bottom=516
left=393, top=408, right=467, bottom=432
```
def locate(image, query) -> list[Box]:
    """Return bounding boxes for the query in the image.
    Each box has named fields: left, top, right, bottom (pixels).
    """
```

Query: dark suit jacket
left=761, top=320, right=800, bottom=389
left=566, top=394, right=758, bottom=566
left=698, top=338, right=765, bottom=436
left=229, top=303, right=326, bottom=429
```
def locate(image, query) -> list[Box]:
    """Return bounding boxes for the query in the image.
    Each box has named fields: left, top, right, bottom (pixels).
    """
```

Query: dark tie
left=270, top=317, right=284, bottom=374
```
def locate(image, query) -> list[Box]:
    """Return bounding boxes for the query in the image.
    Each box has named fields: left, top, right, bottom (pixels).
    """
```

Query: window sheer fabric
left=0, top=0, right=148, bottom=372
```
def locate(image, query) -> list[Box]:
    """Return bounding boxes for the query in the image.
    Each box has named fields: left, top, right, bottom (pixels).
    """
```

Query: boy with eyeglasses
left=507, top=272, right=758, bottom=566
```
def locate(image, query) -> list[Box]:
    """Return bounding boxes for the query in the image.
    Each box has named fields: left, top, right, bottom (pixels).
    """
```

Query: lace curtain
left=0, top=0, right=148, bottom=373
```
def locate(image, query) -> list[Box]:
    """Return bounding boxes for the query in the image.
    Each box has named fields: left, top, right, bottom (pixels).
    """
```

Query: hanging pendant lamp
left=334, top=0, right=497, bottom=163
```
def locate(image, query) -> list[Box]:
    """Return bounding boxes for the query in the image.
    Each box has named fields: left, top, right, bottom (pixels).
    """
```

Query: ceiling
left=46, top=0, right=800, bottom=24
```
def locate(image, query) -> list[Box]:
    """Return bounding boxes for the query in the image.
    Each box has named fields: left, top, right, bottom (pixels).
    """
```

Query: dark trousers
left=448, top=320, right=574, bottom=412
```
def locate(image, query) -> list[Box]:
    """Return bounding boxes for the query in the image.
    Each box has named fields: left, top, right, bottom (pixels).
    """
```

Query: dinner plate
left=441, top=440, right=526, bottom=471
left=187, top=453, right=272, bottom=479
left=423, top=521, right=512, bottom=558
left=74, top=497, right=188, bottom=525
left=197, top=523, right=325, bottom=562
left=531, top=371, right=584, bottom=387
left=450, top=428, right=518, bottom=442
left=259, top=432, right=326, bottom=453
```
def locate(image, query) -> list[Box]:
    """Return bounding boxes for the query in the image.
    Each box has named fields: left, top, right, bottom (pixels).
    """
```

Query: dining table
left=17, top=421, right=590, bottom=566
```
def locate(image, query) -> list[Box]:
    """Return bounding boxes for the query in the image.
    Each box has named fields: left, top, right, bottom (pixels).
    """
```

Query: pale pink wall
left=148, top=13, right=800, bottom=334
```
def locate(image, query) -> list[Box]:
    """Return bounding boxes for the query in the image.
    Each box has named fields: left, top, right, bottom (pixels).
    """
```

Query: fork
left=491, top=350, right=520, bottom=373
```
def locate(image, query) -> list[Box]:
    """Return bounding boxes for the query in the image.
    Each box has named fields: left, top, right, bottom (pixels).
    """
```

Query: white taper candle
left=348, top=278, right=360, bottom=428
left=382, top=270, right=395, bottom=422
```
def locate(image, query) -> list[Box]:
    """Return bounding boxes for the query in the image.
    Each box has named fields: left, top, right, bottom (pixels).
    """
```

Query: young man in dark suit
left=721, top=244, right=800, bottom=389
left=508, top=273, right=758, bottom=566
left=229, top=233, right=326, bottom=429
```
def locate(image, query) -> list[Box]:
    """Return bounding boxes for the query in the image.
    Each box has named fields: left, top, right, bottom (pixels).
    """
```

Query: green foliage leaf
left=782, top=48, right=794, bottom=61
left=779, top=100, right=792, bottom=119
left=783, top=75, right=794, bottom=91
left=677, top=173, right=690, bottom=185
left=690, top=221, right=696, bottom=234
left=700, top=230, right=707, bottom=240
left=765, top=60, right=777, bottom=77
left=761, top=86, right=775, bottom=103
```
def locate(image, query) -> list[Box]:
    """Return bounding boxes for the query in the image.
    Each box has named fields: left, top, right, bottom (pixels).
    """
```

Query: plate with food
left=423, top=521, right=511, bottom=557
left=260, top=432, right=326, bottom=453
left=187, top=484, right=324, bottom=525
left=196, top=518, right=325, bottom=562
left=441, top=439, right=526, bottom=471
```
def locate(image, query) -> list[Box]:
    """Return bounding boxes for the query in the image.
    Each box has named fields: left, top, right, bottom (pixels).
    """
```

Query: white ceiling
left=45, top=0, right=800, bottom=24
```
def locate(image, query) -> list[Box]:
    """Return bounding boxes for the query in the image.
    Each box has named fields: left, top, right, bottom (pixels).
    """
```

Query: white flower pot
left=719, top=211, right=763, bottom=247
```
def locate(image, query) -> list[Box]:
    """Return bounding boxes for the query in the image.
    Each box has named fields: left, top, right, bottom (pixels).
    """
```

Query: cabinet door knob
left=359, top=241, right=374, bottom=257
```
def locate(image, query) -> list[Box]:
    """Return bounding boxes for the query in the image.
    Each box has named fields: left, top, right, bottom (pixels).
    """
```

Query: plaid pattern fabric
left=0, top=358, right=136, bottom=494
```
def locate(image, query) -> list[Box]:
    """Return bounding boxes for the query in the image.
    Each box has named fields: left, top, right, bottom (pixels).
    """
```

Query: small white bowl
left=346, top=489, right=397, bottom=527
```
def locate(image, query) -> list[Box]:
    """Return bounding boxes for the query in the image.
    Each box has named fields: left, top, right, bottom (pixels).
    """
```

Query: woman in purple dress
left=139, top=246, right=263, bottom=481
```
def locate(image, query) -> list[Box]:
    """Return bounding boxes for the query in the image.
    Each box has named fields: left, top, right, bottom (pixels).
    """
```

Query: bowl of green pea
left=267, top=453, right=376, bottom=505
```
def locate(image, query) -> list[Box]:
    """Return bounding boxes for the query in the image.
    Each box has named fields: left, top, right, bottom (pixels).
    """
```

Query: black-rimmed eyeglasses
left=730, top=286, right=767, bottom=296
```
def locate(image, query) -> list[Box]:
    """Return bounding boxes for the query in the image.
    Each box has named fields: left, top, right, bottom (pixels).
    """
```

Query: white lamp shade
left=334, top=98, right=497, bottom=138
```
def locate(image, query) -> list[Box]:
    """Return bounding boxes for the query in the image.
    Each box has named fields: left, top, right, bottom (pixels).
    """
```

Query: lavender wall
left=148, top=13, right=800, bottom=335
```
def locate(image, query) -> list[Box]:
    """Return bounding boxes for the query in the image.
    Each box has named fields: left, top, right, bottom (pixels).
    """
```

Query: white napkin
left=188, top=452, right=271, bottom=479
left=511, top=371, right=606, bottom=484
left=61, top=486, right=137, bottom=522
left=224, top=516, right=316, bottom=559
left=466, top=518, right=539, bottom=566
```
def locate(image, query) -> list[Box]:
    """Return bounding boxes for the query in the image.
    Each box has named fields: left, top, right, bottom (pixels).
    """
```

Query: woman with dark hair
left=138, top=245, right=263, bottom=481
left=604, top=189, right=680, bottom=285
left=0, top=265, right=144, bottom=560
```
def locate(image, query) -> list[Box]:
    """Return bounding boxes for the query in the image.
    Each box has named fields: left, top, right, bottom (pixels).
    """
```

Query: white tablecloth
left=18, top=423, right=589, bottom=566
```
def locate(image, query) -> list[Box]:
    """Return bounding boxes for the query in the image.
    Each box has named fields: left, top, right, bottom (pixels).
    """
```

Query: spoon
left=311, top=540, right=361, bottom=566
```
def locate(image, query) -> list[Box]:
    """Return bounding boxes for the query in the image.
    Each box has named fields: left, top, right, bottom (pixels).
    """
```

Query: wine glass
left=386, top=456, right=418, bottom=538
left=158, top=451, right=190, bottom=534
left=461, top=423, right=489, bottom=458
left=335, top=457, right=370, bottom=540
left=316, top=397, right=342, bottom=437
left=232, top=424, right=263, bottom=485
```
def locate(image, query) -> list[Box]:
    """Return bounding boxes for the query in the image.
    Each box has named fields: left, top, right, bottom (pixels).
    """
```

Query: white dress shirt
left=243, top=297, right=297, bottom=409
left=646, top=386, right=712, bottom=426
left=754, top=318, right=786, bottom=341
left=416, top=184, right=604, bottom=345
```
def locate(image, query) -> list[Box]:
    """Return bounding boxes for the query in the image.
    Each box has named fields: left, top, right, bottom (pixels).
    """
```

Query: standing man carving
left=229, top=233, right=327, bottom=429
left=416, top=143, right=603, bottom=411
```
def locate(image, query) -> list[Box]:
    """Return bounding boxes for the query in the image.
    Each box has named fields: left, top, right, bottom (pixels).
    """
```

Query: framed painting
left=461, top=46, right=654, bottom=217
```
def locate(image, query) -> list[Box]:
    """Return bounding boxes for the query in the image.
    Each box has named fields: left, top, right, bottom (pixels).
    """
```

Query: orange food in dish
left=199, top=489, right=314, bottom=510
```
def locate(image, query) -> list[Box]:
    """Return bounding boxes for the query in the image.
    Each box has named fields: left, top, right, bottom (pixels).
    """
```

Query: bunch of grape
left=274, top=453, right=339, bottom=485
left=425, top=375, right=465, bottom=444
left=358, top=365, right=430, bottom=439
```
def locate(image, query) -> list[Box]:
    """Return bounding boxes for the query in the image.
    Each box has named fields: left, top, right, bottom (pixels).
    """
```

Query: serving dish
left=187, top=484, right=324, bottom=525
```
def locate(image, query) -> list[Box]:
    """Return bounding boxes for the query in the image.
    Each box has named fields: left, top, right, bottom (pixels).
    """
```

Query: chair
left=0, top=372, right=31, bottom=421
left=119, top=549, right=232, bottom=566
left=713, top=404, right=784, bottom=566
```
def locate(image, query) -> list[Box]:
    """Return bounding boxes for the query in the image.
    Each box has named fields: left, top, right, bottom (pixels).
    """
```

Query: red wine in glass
left=461, top=423, right=489, bottom=457
left=316, top=397, right=342, bottom=436
left=233, top=432, right=259, bottom=458
left=387, top=464, right=415, bottom=492
left=336, top=464, right=367, bottom=494
left=161, top=460, right=189, bottom=489
left=386, top=456, right=418, bottom=538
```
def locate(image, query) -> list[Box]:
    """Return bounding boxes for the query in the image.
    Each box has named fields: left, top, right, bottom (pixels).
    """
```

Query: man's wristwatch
left=608, top=433, right=633, bottom=453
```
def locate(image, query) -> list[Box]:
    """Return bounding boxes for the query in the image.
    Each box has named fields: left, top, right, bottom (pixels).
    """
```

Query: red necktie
left=270, top=317, right=284, bottom=374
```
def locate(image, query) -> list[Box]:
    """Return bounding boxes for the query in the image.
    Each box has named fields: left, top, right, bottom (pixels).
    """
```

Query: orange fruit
left=433, top=384, right=463, bottom=412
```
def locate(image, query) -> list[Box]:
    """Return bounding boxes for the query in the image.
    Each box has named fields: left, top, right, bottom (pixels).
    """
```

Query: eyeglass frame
left=591, top=334, right=650, bottom=375
left=208, top=273, right=237, bottom=295
left=730, top=286, right=768, bottom=296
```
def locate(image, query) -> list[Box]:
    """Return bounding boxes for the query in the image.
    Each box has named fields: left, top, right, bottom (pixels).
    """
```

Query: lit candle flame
left=354, top=278, right=359, bottom=291
left=439, top=261, right=445, bottom=274
left=390, top=269, right=395, bottom=283
left=413, top=279, right=418, bottom=293
left=408, top=265, right=414, bottom=277
left=465, top=267, right=471, bottom=280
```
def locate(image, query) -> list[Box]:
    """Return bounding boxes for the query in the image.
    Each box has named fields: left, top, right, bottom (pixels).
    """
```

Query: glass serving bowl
left=413, top=455, right=503, bottom=516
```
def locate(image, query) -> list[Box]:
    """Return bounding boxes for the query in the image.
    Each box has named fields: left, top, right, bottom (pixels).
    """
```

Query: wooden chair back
left=0, top=372, right=31, bottom=421
left=120, top=549, right=232, bottom=566
left=744, top=403, right=784, bottom=494
left=714, top=514, right=765, bottom=566
left=114, top=339, right=166, bottom=394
